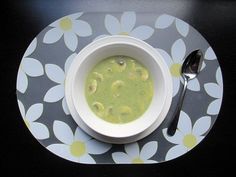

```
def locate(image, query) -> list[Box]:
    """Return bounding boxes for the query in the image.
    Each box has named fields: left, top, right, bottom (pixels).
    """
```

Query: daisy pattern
left=17, top=38, right=44, bottom=93
left=47, top=121, right=111, bottom=163
left=43, top=12, right=92, bottom=51
left=163, top=111, right=211, bottom=161
left=204, top=67, right=223, bottom=115
left=112, top=141, right=158, bottom=164
left=156, top=39, right=203, bottom=97
left=155, top=14, right=189, bottom=37
left=44, top=53, right=76, bottom=115
left=18, top=100, right=49, bottom=140
left=96, top=11, right=154, bottom=40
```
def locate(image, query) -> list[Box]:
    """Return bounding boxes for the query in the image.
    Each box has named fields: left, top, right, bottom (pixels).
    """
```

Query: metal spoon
left=167, top=49, right=203, bottom=136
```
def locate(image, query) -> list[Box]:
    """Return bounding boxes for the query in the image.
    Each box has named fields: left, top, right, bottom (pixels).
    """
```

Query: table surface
left=2, top=0, right=235, bottom=176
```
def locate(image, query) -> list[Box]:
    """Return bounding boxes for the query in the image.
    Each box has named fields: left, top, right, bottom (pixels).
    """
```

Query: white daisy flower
left=96, top=11, right=154, bottom=40
left=156, top=39, right=204, bottom=97
left=112, top=141, right=158, bottom=164
left=43, top=12, right=92, bottom=51
left=47, top=121, right=111, bottom=164
left=44, top=53, right=76, bottom=115
left=163, top=111, right=211, bottom=161
left=204, top=47, right=217, bottom=60
left=18, top=100, right=49, bottom=140
left=155, top=14, right=189, bottom=37
left=17, top=38, right=44, bottom=93
left=204, top=67, right=223, bottom=115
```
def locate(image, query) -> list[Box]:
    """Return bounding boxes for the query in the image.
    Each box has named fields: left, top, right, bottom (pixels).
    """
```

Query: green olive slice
left=88, top=79, right=97, bottom=95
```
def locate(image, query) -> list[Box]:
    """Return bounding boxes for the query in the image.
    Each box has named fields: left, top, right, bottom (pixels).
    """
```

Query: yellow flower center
left=170, top=63, right=181, bottom=77
left=119, top=32, right=129, bottom=35
left=132, top=157, right=144, bottom=164
left=183, top=134, right=197, bottom=149
left=59, top=18, right=73, bottom=31
left=70, top=141, right=86, bottom=157
left=24, top=119, right=30, bottom=129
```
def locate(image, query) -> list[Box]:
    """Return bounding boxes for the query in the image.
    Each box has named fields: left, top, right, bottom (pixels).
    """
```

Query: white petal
left=172, top=77, right=180, bottom=97
left=171, top=39, right=186, bottom=62
left=26, top=103, right=43, bottom=122
left=74, top=127, right=92, bottom=142
left=120, top=11, right=136, bottom=32
left=45, top=64, right=65, bottom=84
left=131, top=26, right=154, bottom=40
left=93, top=34, right=110, bottom=41
left=30, top=122, right=49, bottom=140
left=193, top=116, right=211, bottom=136
left=165, top=144, right=187, bottom=161
left=73, top=20, right=92, bottom=37
left=201, top=61, right=206, bottom=71
left=43, top=28, right=63, bottom=44
left=47, top=144, right=78, bottom=162
left=125, top=142, right=140, bottom=158
left=144, top=160, right=158, bottom=164
left=178, top=111, right=192, bottom=134
left=156, top=48, right=173, bottom=67
left=86, top=139, right=111, bottom=154
left=64, top=32, right=78, bottom=51
left=216, top=67, right=223, bottom=86
left=155, top=14, right=175, bottom=29
left=21, top=58, right=44, bottom=77
left=62, top=97, right=70, bottom=115
left=162, top=128, right=184, bottom=144
left=23, top=38, right=37, bottom=57
left=79, top=154, right=96, bottom=164
left=204, top=83, right=222, bottom=98
left=140, top=141, right=158, bottom=160
left=64, top=53, right=77, bottom=73
left=17, top=68, right=28, bottom=93
left=187, top=78, right=200, bottom=91
left=175, top=19, right=189, bottom=37
left=69, top=12, right=83, bottom=20
left=17, top=100, right=25, bottom=117
left=112, top=152, right=131, bottom=164
left=43, top=84, right=64, bottom=102
left=196, top=135, right=204, bottom=143
left=105, top=15, right=120, bottom=35
left=204, top=47, right=216, bottom=60
left=53, top=120, right=74, bottom=144
left=207, top=99, right=222, bottom=115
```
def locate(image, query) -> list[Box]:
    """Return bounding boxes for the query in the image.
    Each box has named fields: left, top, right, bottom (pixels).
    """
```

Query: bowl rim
left=65, top=35, right=173, bottom=143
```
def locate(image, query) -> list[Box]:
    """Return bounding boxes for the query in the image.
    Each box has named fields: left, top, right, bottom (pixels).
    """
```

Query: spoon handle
left=167, top=78, right=188, bottom=136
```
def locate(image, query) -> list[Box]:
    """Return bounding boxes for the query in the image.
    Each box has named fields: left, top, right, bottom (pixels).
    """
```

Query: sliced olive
left=92, top=102, right=104, bottom=117
left=105, top=106, right=114, bottom=117
left=88, top=79, right=97, bottom=95
left=119, top=106, right=132, bottom=116
left=135, top=67, right=149, bottom=81
left=111, top=80, right=125, bottom=97
left=93, top=72, right=104, bottom=82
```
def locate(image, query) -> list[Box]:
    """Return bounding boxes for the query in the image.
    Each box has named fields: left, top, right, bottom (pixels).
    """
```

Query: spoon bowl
left=182, top=50, right=204, bottom=81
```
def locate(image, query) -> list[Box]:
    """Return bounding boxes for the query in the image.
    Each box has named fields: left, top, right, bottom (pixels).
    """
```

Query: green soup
left=85, top=56, right=154, bottom=124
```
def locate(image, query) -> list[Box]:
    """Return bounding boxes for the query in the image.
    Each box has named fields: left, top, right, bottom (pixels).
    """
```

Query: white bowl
left=65, top=35, right=172, bottom=144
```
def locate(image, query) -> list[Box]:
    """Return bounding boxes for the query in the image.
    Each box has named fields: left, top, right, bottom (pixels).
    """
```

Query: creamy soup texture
left=85, top=56, right=154, bottom=124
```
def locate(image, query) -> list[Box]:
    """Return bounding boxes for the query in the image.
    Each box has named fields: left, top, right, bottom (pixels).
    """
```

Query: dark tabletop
left=1, top=0, right=235, bottom=176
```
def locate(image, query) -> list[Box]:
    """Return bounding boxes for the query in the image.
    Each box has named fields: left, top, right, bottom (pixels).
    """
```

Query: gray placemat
left=16, top=12, right=223, bottom=164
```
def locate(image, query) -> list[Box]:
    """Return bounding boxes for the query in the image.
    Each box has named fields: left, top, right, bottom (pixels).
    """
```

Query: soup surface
left=85, top=55, right=154, bottom=124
